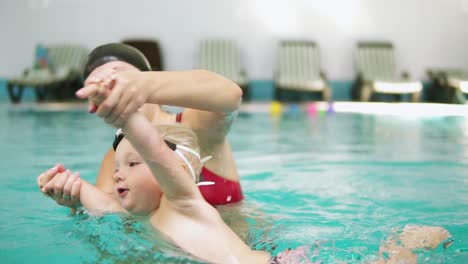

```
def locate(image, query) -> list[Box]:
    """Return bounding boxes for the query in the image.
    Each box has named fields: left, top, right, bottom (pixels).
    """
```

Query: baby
left=39, top=110, right=286, bottom=263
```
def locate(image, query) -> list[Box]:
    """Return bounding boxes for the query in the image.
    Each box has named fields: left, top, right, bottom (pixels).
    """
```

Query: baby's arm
left=79, top=179, right=125, bottom=214
left=41, top=171, right=124, bottom=214
left=122, top=113, right=202, bottom=202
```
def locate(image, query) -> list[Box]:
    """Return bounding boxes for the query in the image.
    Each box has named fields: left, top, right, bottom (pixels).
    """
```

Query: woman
left=38, top=43, right=244, bottom=208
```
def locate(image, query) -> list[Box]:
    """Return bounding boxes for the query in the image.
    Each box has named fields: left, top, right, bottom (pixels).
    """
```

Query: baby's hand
left=37, top=163, right=65, bottom=190
left=41, top=169, right=82, bottom=209
left=77, top=67, right=116, bottom=113
left=77, top=82, right=113, bottom=113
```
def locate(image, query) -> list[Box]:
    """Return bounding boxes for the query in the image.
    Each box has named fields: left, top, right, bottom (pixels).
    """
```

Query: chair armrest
left=355, top=72, right=364, bottom=82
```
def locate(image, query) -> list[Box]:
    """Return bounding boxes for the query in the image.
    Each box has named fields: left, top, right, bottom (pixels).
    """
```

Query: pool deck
left=5, top=101, right=468, bottom=117
left=242, top=102, right=468, bottom=117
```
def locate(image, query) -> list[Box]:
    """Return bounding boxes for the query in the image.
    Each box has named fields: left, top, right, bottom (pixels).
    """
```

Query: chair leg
left=35, top=86, right=48, bottom=102
left=411, top=91, right=421, bottom=103
left=241, top=84, right=250, bottom=102
left=56, top=81, right=68, bottom=100
left=7, top=83, right=24, bottom=104
left=274, top=87, right=282, bottom=101
left=453, top=88, right=466, bottom=104
left=360, top=86, right=372, bottom=102
left=444, top=86, right=454, bottom=103
left=322, top=87, right=331, bottom=102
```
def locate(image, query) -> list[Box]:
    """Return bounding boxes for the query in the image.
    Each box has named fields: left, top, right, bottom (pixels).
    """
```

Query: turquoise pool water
left=0, top=103, right=467, bottom=263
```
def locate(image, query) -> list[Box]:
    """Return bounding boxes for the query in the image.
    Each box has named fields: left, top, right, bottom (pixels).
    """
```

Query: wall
left=0, top=0, right=467, bottom=81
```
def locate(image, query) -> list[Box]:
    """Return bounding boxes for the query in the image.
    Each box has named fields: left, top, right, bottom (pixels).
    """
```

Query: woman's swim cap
left=83, top=43, right=151, bottom=79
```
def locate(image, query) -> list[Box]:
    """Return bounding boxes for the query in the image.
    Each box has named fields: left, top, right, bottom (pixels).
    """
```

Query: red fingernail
left=89, top=105, right=97, bottom=113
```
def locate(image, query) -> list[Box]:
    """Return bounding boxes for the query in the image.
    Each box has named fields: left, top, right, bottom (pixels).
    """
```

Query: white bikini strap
left=175, top=144, right=200, bottom=159
left=197, top=181, right=215, bottom=186
left=174, top=145, right=215, bottom=186
left=200, top=155, right=212, bottom=164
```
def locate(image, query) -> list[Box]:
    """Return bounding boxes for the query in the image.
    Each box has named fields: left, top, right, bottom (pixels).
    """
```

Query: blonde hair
left=155, top=124, right=202, bottom=182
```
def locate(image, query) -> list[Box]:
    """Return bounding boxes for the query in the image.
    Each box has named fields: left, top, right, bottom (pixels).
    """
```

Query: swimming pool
left=0, top=103, right=467, bottom=263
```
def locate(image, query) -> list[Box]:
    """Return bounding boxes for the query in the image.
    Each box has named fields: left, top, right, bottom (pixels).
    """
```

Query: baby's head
left=113, top=124, right=202, bottom=215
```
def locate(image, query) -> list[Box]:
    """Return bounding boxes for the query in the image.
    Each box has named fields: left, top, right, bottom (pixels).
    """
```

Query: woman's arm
left=141, top=70, right=242, bottom=141
left=78, top=69, right=242, bottom=140
left=144, top=70, right=242, bottom=113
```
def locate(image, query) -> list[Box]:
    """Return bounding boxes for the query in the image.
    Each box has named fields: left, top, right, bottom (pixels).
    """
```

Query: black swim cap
left=83, top=43, right=151, bottom=80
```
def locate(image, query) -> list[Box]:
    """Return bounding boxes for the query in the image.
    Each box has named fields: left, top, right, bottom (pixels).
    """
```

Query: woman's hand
left=77, top=69, right=148, bottom=128
left=39, top=165, right=82, bottom=209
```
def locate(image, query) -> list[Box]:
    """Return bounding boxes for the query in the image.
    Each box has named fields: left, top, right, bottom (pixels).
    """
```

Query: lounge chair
left=197, top=39, right=249, bottom=101
left=7, top=44, right=88, bottom=103
left=122, top=39, right=164, bottom=71
left=427, top=68, right=468, bottom=104
left=352, top=42, right=422, bottom=102
left=274, top=40, right=331, bottom=102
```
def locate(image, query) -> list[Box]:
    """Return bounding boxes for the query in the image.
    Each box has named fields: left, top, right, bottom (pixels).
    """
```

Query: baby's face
left=114, top=139, right=162, bottom=215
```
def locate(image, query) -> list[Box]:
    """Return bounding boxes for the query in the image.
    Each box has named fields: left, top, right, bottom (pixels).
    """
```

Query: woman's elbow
left=198, top=69, right=243, bottom=111
left=228, top=82, right=243, bottom=111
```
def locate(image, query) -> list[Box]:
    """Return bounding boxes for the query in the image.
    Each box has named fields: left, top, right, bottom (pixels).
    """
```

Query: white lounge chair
left=198, top=39, right=249, bottom=100
left=274, top=41, right=331, bottom=102
left=352, top=42, right=422, bottom=102
left=7, top=44, right=88, bottom=103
